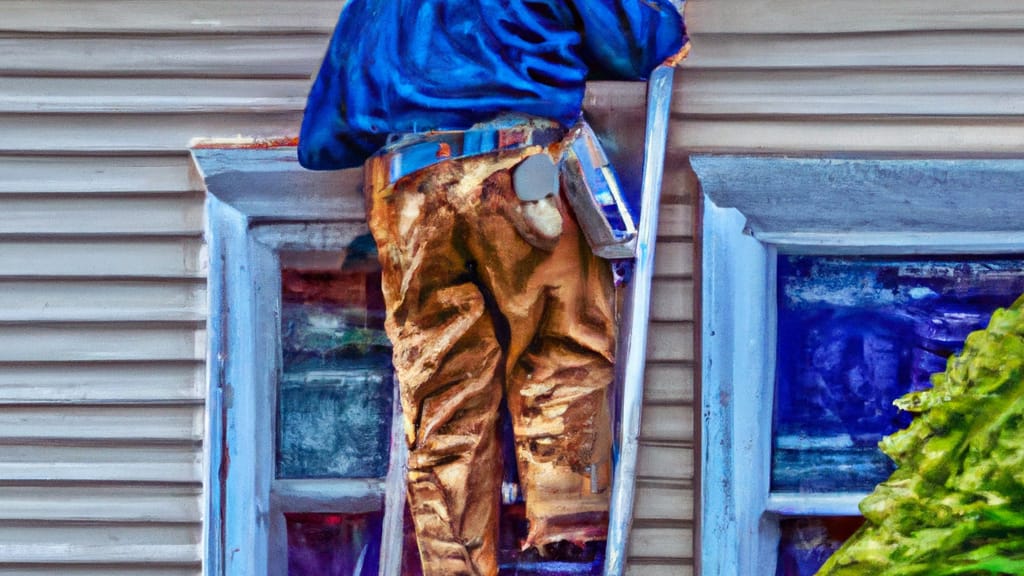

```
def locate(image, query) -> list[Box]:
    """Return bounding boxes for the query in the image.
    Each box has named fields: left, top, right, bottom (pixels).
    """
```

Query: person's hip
left=364, top=115, right=636, bottom=258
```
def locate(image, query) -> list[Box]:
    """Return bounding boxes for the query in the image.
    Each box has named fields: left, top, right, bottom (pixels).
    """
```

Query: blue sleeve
left=573, top=0, right=687, bottom=80
left=297, top=0, right=389, bottom=171
left=298, top=68, right=388, bottom=171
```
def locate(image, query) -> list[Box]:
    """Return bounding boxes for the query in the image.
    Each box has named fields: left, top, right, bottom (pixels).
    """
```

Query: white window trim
left=694, top=156, right=1024, bottom=576
left=195, top=148, right=407, bottom=576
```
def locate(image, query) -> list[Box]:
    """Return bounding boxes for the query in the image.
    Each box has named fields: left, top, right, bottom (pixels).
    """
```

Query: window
left=199, top=149, right=410, bottom=575
left=695, top=157, right=1024, bottom=575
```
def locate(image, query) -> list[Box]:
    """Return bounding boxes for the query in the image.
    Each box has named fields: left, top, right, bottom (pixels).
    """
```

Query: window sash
left=766, top=493, right=867, bottom=517
left=261, top=229, right=408, bottom=576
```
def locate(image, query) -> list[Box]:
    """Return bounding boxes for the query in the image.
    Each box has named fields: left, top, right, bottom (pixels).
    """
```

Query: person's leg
left=368, top=160, right=504, bottom=576
left=459, top=149, right=618, bottom=552
left=505, top=202, right=617, bottom=551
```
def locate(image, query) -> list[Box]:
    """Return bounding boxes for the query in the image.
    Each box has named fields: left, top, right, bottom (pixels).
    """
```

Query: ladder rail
left=604, top=64, right=676, bottom=576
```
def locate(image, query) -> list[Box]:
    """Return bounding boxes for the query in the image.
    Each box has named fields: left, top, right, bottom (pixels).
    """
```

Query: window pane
left=773, top=255, right=1024, bottom=492
left=776, top=516, right=863, bottom=576
left=286, top=512, right=384, bottom=576
left=278, top=253, right=394, bottom=479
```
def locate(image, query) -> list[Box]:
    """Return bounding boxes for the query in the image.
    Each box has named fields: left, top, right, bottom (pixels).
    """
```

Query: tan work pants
left=368, top=143, right=616, bottom=576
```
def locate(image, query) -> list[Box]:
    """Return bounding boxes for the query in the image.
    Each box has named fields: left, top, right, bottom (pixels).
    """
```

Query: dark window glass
left=776, top=516, right=864, bottom=576
left=286, top=512, right=384, bottom=576
left=277, top=258, right=393, bottom=479
left=772, top=255, right=1024, bottom=492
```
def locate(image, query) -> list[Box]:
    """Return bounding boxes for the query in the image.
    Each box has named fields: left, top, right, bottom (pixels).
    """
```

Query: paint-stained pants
left=367, top=144, right=616, bottom=576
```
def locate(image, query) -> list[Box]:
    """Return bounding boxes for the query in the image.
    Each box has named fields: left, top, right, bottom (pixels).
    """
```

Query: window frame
left=198, top=149, right=407, bottom=576
left=694, top=156, right=1024, bottom=575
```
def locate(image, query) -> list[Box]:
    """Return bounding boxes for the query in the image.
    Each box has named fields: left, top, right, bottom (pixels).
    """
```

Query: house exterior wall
left=680, top=2, right=1024, bottom=574
left=0, top=3, right=334, bottom=574
left=0, top=1, right=695, bottom=574
left=679, top=0, right=1024, bottom=156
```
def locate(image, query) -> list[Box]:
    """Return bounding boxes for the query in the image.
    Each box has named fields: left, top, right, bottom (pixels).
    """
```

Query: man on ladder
left=299, top=3, right=687, bottom=574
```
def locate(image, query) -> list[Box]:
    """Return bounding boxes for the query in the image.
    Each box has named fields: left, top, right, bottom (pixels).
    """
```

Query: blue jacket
left=298, top=0, right=686, bottom=170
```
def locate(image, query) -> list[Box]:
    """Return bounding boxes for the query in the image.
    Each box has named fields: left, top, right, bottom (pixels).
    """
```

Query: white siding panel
left=0, top=0, right=341, bottom=33
left=682, top=69, right=1024, bottom=117
left=0, top=155, right=197, bottom=194
left=0, top=544, right=199, bottom=565
left=0, top=362, right=203, bottom=403
left=679, top=2, right=1024, bottom=155
left=637, top=443, right=695, bottom=481
left=0, top=238, right=204, bottom=278
left=0, top=195, right=204, bottom=235
left=646, top=322, right=695, bottom=362
left=0, top=279, right=207, bottom=323
left=653, top=240, right=694, bottom=278
left=0, top=462, right=198, bottom=484
left=651, top=278, right=693, bottom=322
left=0, top=325, right=204, bottom=362
left=0, top=405, right=202, bottom=443
left=641, top=405, right=695, bottom=444
left=0, top=77, right=310, bottom=114
left=628, top=526, right=694, bottom=559
left=0, top=569, right=198, bottom=576
left=0, top=113, right=304, bottom=153
left=657, top=203, right=693, bottom=239
left=0, top=523, right=199, bottom=547
left=676, top=116, right=1024, bottom=156
left=626, top=563, right=693, bottom=576
left=0, top=35, right=327, bottom=78
left=685, top=32, right=1024, bottom=70
left=635, top=483, right=695, bottom=521
left=687, top=0, right=1024, bottom=33
left=0, top=444, right=200, bottom=483
left=645, top=363, right=694, bottom=403
left=0, top=486, right=200, bottom=522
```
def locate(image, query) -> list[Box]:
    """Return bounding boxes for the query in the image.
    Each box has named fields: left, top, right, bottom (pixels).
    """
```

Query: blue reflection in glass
left=772, top=255, right=1024, bottom=492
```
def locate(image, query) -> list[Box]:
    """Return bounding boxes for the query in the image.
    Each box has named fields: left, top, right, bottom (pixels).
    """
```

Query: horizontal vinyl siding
left=0, top=152, right=207, bottom=574
left=679, top=0, right=1024, bottom=155
left=680, top=3, right=1024, bottom=574
left=1, top=0, right=697, bottom=573
left=0, top=0, right=337, bottom=570
left=580, top=78, right=698, bottom=570
left=628, top=148, right=698, bottom=573
left=0, top=1, right=338, bottom=34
